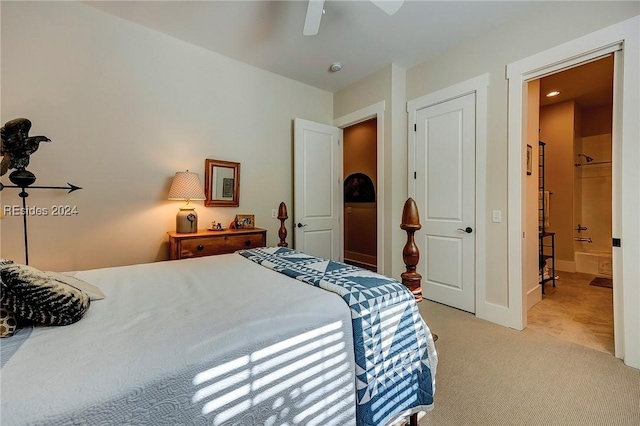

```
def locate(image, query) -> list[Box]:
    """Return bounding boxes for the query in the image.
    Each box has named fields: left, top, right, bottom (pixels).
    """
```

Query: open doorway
left=342, top=118, right=378, bottom=272
left=508, top=16, right=639, bottom=368
left=527, top=56, right=614, bottom=354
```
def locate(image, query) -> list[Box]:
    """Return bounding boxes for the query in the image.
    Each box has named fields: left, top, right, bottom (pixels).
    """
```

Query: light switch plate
left=492, top=210, right=502, bottom=223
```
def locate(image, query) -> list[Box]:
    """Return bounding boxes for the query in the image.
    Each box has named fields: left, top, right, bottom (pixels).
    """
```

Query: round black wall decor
left=344, top=173, right=375, bottom=203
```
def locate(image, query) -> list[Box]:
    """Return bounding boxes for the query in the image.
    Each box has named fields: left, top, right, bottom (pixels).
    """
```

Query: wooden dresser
left=168, top=228, right=267, bottom=260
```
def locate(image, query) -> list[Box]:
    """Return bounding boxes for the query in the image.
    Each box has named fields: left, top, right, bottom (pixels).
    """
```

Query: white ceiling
left=87, top=0, right=556, bottom=93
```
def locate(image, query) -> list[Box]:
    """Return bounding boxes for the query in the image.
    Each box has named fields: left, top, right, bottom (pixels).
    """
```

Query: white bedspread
left=0, top=254, right=356, bottom=425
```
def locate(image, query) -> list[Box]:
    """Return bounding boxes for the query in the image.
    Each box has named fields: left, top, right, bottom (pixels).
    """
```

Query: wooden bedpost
left=277, top=202, right=288, bottom=247
left=401, top=198, right=438, bottom=345
left=409, top=413, right=419, bottom=426
left=401, top=198, right=422, bottom=302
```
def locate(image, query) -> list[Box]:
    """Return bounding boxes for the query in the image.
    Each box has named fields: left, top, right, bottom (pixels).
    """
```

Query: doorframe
left=334, top=101, right=385, bottom=274
left=407, top=74, right=489, bottom=319
left=506, top=16, right=639, bottom=369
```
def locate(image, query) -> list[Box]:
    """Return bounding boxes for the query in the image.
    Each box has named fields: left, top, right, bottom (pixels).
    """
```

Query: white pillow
left=45, top=272, right=106, bottom=301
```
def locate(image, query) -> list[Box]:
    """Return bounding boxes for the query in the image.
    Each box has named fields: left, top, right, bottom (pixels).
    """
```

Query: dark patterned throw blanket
left=238, top=247, right=437, bottom=426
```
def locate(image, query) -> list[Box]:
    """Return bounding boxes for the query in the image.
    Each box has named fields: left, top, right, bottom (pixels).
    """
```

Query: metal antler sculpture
left=1, top=118, right=82, bottom=264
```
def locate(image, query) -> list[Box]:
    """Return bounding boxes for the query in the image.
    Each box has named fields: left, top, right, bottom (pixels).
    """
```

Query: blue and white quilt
left=238, top=247, right=437, bottom=426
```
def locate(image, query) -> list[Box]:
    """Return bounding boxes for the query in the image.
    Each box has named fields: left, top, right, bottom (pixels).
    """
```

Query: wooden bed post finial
left=400, top=197, right=422, bottom=302
left=277, top=202, right=288, bottom=247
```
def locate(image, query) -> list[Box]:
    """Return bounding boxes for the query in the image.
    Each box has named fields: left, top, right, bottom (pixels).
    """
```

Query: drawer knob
left=244, top=240, right=252, bottom=246
left=197, top=244, right=204, bottom=251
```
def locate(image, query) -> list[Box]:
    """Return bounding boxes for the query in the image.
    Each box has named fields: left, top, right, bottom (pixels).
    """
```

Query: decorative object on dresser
left=167, top=170, right=205, bottom=234
left=207, top=220, right=225, bottom=231
left=204, top=158, right=240, bottom=207
left=167, top=228, right=267, bottom=260
left=235, top=214, right=255, bottom=229
left=0, top=118, right=82, bottom=264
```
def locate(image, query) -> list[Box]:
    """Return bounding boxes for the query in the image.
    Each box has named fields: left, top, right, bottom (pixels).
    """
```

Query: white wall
left=0, top=2, right=332, bottom=271
left=540, top=101, right=577, bottom=265
left=405, top=2, right=639, bottom=312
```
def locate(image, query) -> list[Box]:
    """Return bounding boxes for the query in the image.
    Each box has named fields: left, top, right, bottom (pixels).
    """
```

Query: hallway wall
left=540, top=101, right=576, bottom=268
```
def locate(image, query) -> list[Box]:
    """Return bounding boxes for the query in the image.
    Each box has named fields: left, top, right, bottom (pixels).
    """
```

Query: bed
left=0, top=200, right=437, bottom=426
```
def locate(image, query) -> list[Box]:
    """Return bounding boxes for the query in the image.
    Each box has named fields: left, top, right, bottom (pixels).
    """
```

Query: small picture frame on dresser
left=236, top=214, right=255, bottom=229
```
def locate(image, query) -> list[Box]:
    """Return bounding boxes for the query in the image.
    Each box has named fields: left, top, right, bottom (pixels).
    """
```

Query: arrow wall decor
left=1, top=118, right=82, bottom=264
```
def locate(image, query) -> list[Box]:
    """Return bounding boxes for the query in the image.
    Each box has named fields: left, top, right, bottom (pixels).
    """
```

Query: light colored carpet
left=417, top=300, right=640, bottom=425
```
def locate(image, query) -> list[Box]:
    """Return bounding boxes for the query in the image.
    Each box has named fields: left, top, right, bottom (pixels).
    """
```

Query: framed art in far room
left=222, top=178, right=234, bottom=198
left=236, top=214, right=255, bottom=229
left=526, top=144, right=533, bottom=175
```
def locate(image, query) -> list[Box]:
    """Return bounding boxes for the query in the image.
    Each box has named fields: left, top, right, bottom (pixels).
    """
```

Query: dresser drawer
left=180, top=234, right=264, bottom=258
left=168, top=228, right=267, bottom=260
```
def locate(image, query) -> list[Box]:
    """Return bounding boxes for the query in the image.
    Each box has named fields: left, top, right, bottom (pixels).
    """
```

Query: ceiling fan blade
left=303, top=0, right=325, bottom=36
left=370, top=0, right=404, bottom=16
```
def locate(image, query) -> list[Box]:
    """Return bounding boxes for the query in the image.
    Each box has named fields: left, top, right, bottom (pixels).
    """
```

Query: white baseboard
left=526, top=285, right=542, bottom=311
left=555, top=260, right=575, bottom=273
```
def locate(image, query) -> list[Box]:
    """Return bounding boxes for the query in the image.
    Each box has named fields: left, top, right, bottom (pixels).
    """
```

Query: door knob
left=297, top=223, right=308, bottom=228
left=457, top=227, right=473, bottom=234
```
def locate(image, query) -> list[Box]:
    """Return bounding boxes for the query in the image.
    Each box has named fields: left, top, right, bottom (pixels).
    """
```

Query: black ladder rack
left=539, top=140, right=556, bottom=294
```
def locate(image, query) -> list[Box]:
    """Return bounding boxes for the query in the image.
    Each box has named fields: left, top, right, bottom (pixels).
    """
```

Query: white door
left=293, top=118, right=342, bottom=260
left=414, top=93, right=476, bottom=313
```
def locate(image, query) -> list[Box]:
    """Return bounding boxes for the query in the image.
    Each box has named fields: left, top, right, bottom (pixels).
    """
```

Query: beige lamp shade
left=168, top=171, right=205, bottom=233
left=168, top=171, right=205, bottom=201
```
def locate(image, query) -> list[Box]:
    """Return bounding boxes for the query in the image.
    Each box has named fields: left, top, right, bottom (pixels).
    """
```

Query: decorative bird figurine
left=1, top=118, right=51, bottom=176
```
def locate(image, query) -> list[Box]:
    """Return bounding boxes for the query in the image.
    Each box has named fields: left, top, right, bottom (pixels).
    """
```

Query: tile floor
left=527, top=271, right=614, bottom=355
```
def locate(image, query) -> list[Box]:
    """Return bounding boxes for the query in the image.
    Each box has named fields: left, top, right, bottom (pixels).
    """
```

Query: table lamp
left=168, top=170, right=206, bottom=233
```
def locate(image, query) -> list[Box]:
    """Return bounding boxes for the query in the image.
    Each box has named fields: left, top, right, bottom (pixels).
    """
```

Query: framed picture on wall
left=526, top=144, right=533, bottom=175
